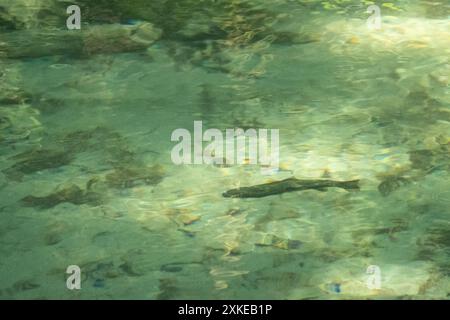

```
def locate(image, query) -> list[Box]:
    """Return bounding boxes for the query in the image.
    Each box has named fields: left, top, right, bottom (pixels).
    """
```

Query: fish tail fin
left=340, top=179, right=360, bottom=191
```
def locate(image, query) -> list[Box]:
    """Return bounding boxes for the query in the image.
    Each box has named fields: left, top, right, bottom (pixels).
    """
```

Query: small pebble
left=93, top=278, right=105, bottom=288
left=177, top=213, right=200, bottom=225
left=160, top=264, right=183, bottom=273
left=328, top=283, right=341, bottom=293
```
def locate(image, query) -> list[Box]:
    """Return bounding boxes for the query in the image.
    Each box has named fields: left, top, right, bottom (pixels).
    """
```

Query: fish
left=222, top=177, right=360, bottom=198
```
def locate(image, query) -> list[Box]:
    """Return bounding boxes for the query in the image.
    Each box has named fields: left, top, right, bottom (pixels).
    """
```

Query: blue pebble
left=93, top=278, right=105, bottom=288
left=124, top=19, right=142, bottom=25
left=328, top=283, right=341, bottom=293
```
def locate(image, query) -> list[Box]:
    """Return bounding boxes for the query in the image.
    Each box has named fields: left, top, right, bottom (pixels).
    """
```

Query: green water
left=0, top=0, right=449, bottom=299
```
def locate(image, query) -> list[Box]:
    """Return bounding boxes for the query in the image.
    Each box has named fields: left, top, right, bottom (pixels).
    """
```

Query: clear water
left=0, top=0, right=449, bottom=299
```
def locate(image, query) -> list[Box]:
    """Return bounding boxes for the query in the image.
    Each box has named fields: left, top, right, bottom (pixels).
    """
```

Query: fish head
left=222, top=189, right=240, bottom=198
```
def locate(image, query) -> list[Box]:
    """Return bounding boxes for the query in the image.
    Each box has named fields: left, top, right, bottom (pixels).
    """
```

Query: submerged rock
left=3, top=149, right=74, bottom=181
left=0, top=104, right=42, bottom=146
left=43, top=221, right=69, bottom=245
left=80, top=260, right=121, bottom=288
left=157, top=278, right=178, bottom=300
left=105, top=164, right=165, bottom=189
left=0, top=0, right=66, bottom=30
left=0, top=23, right=161, bottom=59
left=21, top=183, right=102, bottom=209
left=176, top=213, right=200, bottom=226
left=255, top=234, right=302, bottom=250
left=12, top=279, right=40, bottom=291
left=0, top=87, right=31, bottom=105
left=409, top=147, right=449, bottom=172
left=419, top=225, right=450, bottom=250
left=378, top=176, right=410, bottom=197
left=0, top=172, right=6, bottom=189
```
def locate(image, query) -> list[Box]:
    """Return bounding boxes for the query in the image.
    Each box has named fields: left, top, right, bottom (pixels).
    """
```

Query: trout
left=223, top=177, right=360, bottom=198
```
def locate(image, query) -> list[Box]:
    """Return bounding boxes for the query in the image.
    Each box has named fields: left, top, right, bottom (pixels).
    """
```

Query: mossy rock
left=4, top=149, right=74, bottom=180
left=105, top=164, right=165, bottom=188
left=0, top=0, right=68, bottom=30
left=21, top=183, right=103, bottom=209
left=378, top=176, right=410, bottom=197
